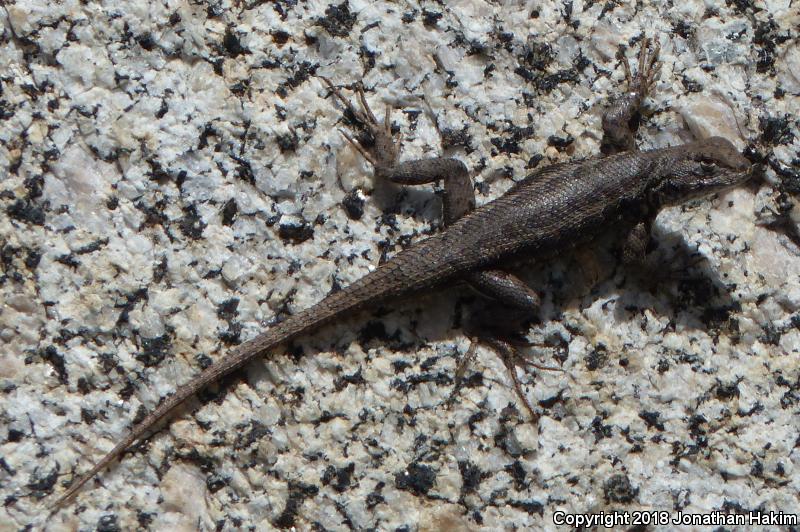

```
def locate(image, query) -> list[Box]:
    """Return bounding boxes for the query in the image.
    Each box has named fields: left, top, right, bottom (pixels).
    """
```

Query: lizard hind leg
left=454, top=270, right=562, bottom=420
left=320, top=77, right=474, bottom=225
left=465, top=269, right=541, bottom=312
left=601, top=36, right=662, bottom=155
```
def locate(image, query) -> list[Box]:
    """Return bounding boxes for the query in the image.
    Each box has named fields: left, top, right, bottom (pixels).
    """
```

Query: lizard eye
left=699, top=160, right=717, bottom=174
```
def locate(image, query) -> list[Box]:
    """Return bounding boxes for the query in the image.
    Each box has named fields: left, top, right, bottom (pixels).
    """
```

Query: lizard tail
left=51, top=255, right=429, bottom=510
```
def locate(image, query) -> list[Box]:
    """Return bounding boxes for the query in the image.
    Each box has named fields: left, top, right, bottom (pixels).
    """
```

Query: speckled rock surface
left=1, top=1, right=799, bottom=530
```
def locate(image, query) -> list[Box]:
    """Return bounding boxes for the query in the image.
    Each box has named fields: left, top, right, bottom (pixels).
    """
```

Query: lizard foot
left=601, top=36, right=663, bottom=154
left=320, top=77, right=401, bottom=173
left=451, top=310, right=565, bottom=422
left=620, top=36, right=662, bottom=102
left=479, top=336, right=542, bottom=421
left=447, top=341, right=480, bottom=410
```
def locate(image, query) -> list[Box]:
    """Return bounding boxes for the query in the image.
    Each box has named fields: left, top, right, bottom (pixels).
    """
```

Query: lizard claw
left=337, top=127, right=377, bottom=166
left=620, top=37, right=662, bottom=102
left=320, top=76, right=370, bottom=126
left=460, top=335, right=545, bottom=421
left=320, top=76, right=400, bottom=171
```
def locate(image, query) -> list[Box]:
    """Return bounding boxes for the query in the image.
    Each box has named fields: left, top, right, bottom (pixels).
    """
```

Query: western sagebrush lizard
left=52, top=37, right=756, bottom=509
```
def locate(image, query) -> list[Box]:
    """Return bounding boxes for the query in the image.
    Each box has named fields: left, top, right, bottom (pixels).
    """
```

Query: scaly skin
left=51, top=39, right=755, bottom=510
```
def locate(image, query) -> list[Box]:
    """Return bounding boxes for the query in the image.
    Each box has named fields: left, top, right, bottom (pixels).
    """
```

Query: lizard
left=51, top=37, right=755, bottom=510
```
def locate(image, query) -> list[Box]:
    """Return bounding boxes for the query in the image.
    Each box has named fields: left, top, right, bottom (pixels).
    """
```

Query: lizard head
left=650, top=136, right=755, bottom=206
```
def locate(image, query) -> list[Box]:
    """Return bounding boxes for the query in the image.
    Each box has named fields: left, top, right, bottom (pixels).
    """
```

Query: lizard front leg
left=601, top=37, right=662, bottom=155
left=621, top=220, right=652, bottom=266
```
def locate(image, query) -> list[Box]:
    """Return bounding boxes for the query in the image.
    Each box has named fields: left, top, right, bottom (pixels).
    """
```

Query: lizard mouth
left=702, top=158, right=757, bottom=188
left=699, top=162, right=756, bottom=196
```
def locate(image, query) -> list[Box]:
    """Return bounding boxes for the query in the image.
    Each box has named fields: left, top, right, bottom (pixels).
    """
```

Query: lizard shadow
left=456, top=223, right=741, bottom=368
left=619, top=225, right=742, bottom=333
left=368, top=178, right=448, bottom=228
left=550, top=228, right=739, bottom=333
